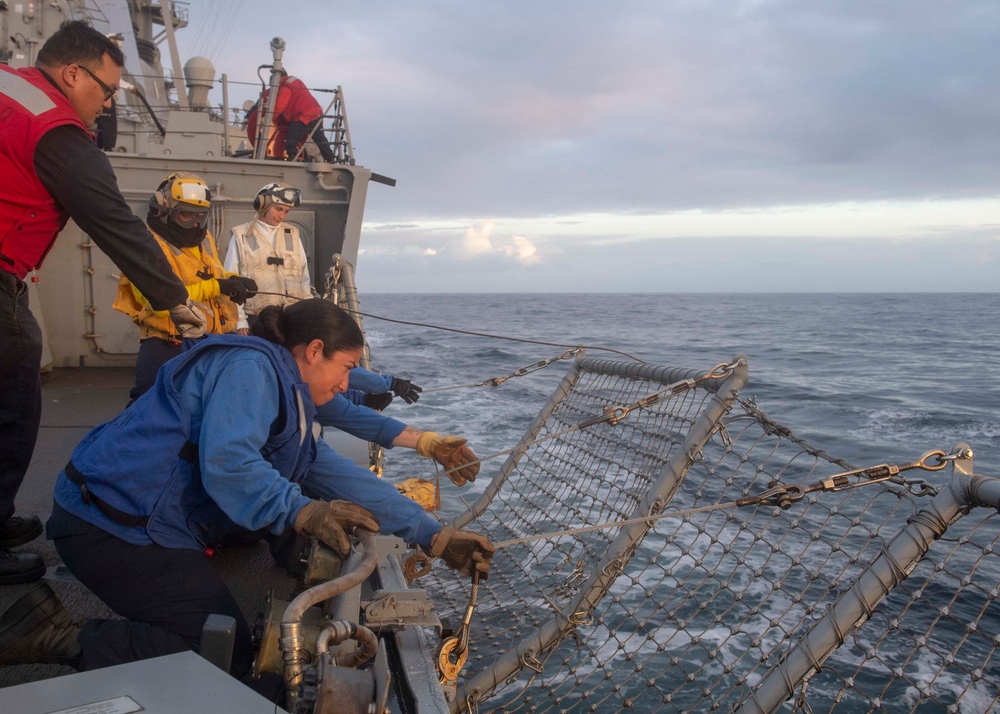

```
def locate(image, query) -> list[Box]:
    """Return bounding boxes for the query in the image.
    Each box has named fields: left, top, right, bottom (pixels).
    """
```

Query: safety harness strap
left=64, top=441, right=199, bottom=530
left=64, top=461, right=150, bottom=529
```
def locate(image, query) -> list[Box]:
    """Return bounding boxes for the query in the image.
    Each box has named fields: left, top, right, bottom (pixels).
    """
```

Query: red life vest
left=0, top=66, right=91, bottom=279
left=245, top=100, right=288, bottom=159
left=275, top=76, right=322, bottom=125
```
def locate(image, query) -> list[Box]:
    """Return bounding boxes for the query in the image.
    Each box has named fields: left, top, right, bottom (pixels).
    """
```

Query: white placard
left=47, top=695, right=144, bottom=714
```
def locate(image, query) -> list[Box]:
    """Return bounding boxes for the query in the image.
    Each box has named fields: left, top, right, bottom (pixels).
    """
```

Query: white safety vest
left=226, top=218, right=313, bottom=315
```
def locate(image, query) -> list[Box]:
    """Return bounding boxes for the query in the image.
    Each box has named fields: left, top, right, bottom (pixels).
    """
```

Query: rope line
left=420, top=350, right=580, bottom=394
left=249, top=290, right=644, bottom=362
left=348, top=308, right=646, bottom=363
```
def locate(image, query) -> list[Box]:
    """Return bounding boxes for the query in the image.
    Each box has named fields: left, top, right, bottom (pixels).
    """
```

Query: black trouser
left=0, top=270, right=42, bottom=525
left=50, top=510, right=253, bottom=676
left=94, top=101, right=118, bottom=151
left=129, top=337, right=183, bottom=405
left=285, top=119, right=335, bottom=162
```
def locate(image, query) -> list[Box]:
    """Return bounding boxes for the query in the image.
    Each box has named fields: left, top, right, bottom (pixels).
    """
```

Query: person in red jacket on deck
left=0, top=20, right=205, bottom=585
left=244, top=101, right=288, bottom=159
left=250, top=70, right=336, bottom=163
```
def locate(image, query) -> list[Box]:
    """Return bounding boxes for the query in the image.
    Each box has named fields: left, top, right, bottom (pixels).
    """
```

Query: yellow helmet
left=149, top=172, right=212, bottom=228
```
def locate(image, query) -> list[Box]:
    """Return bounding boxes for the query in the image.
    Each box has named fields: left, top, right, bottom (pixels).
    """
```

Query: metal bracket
left=375, top=534, right=408, bottom=561
left=362, top=589, right=442, bottom=631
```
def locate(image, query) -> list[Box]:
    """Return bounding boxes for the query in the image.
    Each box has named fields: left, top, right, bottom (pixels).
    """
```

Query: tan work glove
left=416, top=432, right=480, bottom=486
left=294, top=500, right=380, bottom=557
left=167, top=299, right=207, bottom=339
left=425, top=526, right=495, bottom=580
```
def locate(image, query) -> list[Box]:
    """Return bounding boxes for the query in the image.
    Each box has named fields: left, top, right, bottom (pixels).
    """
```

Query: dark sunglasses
left=78, top=65, right=118, bottom=102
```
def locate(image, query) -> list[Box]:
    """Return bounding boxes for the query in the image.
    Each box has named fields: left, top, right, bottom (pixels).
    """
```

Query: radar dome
left=183, top=57, right=216, bottom=110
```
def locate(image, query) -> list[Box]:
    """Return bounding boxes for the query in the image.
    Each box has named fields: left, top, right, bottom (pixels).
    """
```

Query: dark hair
left=36, top=20, right=125, bottom=70
left=251, top=299, right=364, bottom=357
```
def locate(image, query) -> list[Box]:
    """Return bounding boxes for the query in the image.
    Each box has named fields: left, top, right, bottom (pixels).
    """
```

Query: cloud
left=507, top=235, right=539, bottom=265
left=183, top=3, right=1000, bottom=222
left=179, top=1, right=1000, bottom=293
left=461, top=222, right=495, bottom=257
left=459, top=222, right=540, bottom=265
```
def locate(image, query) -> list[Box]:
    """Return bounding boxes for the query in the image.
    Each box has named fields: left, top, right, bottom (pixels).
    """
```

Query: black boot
left=0, top=583, right=81, bottom=667
left=0, top=515, right=43, bottom=549
left=0, top=551, right=45, bottom=585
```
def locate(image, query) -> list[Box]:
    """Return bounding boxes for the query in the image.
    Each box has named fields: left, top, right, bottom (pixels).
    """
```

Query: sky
left=176, top=1, right=1000, bottom=292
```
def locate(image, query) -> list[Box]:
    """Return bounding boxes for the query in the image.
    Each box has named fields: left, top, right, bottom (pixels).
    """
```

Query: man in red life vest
left=0, top=20, right=205, bottom=583
left=248, top=70, right=336, bottom=162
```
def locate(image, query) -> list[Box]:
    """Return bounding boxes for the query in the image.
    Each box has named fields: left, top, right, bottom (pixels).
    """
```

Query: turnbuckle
left=817, top=449, right=962, bottom=487
left=575, top=359, right=743, bottom=430
left=576, top=379, right=697, bottom=428
left=485, top=349, right=580, bottom=388
left=737, top=449, right=971, bottom=511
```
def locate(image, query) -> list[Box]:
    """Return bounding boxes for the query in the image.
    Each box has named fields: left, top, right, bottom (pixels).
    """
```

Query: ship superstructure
left=1, top=0, right=386, bottom=369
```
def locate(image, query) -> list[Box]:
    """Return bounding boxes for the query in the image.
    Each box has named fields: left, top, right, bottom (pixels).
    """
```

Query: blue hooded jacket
left=53, top=334, right=439, bottom=550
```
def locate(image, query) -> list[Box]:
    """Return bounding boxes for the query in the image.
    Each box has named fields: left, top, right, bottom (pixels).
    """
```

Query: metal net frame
left=417, top=354, right=1000, bottom=714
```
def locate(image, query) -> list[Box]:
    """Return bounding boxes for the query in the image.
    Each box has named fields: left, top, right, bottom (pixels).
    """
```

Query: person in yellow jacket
left=113, top=172, right=258, bottom=403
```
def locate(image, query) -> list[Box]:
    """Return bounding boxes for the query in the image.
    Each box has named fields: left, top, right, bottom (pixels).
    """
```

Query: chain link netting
left=416, top=356, right=1000, bottom=714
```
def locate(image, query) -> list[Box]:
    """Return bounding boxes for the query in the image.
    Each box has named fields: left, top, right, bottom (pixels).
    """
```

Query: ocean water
left=351, top=292, right=1000, bottom=711
left=12, top=289, right=992, bottom=703
left=359, top=293, right=1000, bottom=484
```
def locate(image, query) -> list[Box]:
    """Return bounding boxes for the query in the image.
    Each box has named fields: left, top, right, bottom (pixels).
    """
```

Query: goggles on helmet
left=262, top=185, right=301, bottom=208
left=168, top=205, right=210, bottom=229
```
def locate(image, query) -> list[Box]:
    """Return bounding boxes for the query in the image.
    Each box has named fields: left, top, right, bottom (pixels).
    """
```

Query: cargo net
left=418, top=354, right=1000, bottom=714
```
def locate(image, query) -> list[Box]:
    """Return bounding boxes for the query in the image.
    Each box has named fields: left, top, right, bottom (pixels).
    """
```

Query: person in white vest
left=225, top=182, right=424, bottom=412
left=224, top=182, right=313, bottom=333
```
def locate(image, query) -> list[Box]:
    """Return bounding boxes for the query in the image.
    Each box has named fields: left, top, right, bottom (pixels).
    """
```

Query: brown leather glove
left=293, top=500, right=380, bottom=557
left=425, top=526, right=495, bottom=580
left=415, top=432, right=480, bottom=486
left=167, top=299, right=207, bottom=339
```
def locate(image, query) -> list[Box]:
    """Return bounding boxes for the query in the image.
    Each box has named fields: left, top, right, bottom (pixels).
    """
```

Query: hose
left=279, top=530, right=379, bottom=708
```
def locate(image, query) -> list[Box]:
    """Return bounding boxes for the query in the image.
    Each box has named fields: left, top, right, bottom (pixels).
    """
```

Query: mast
left=156, top=0, right=189, bottom=108
left=254, top=37, right=287, bottom=160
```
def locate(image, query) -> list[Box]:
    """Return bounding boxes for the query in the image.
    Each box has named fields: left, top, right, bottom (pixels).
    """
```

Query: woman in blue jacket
left=0, top=299, right=493, bottom=679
